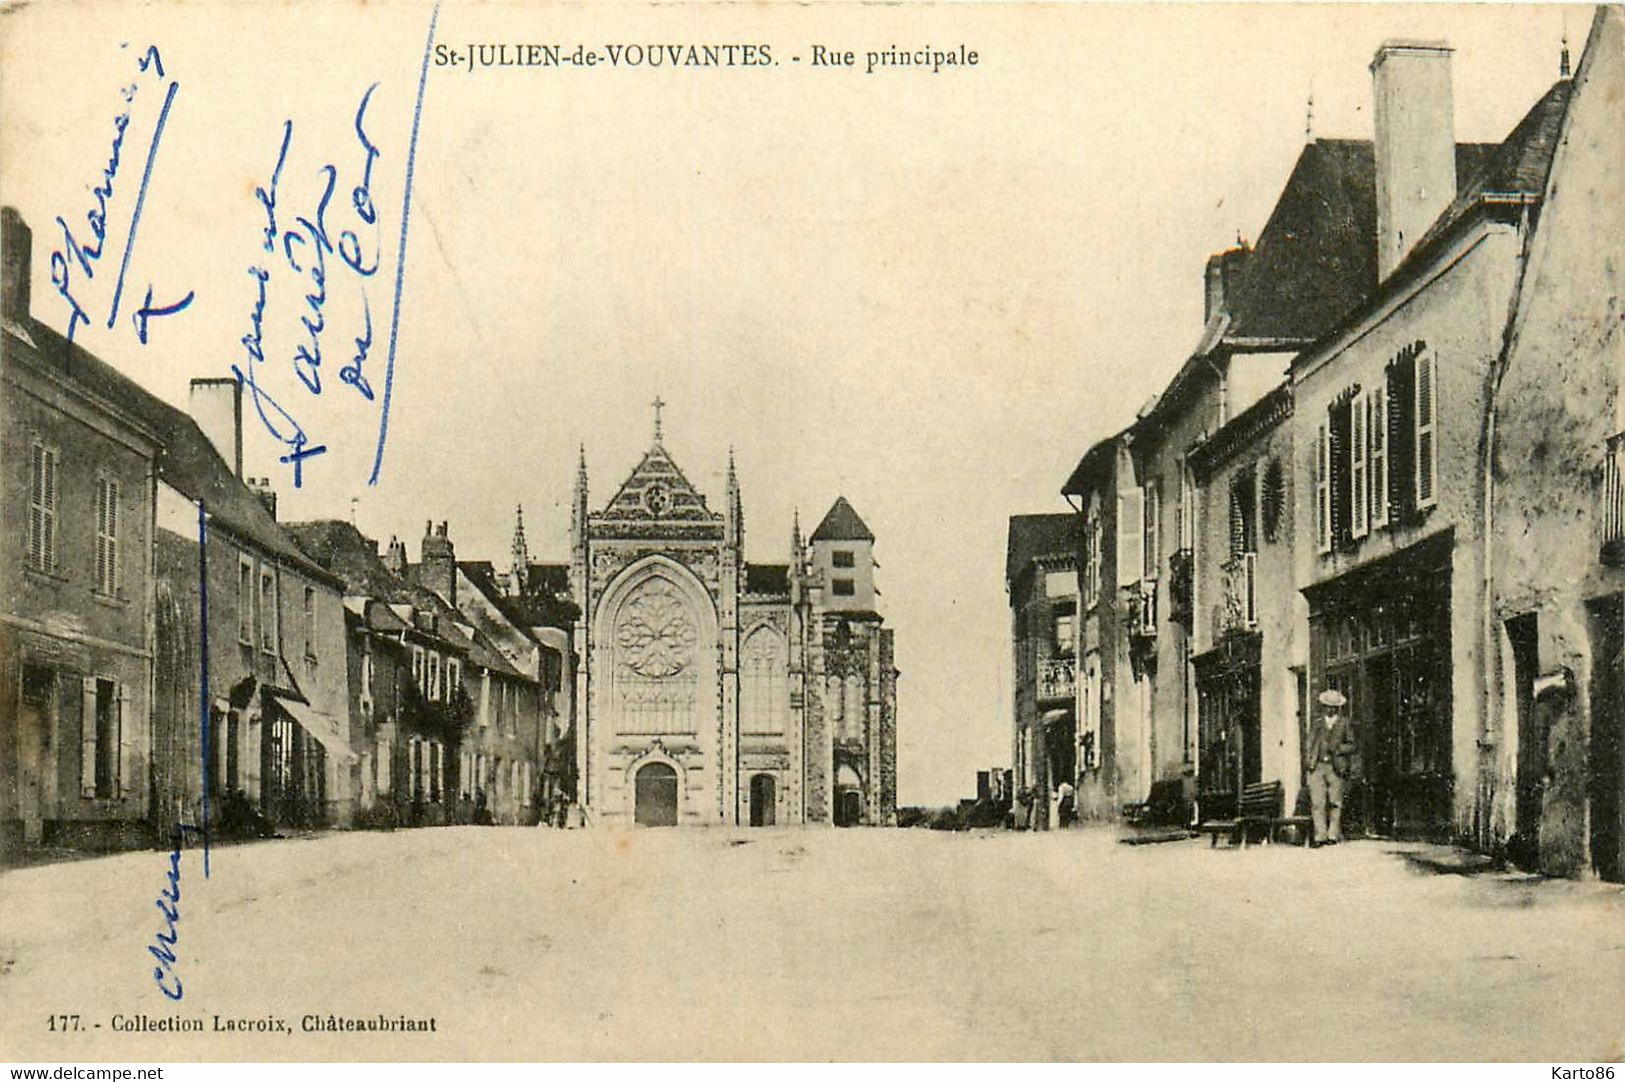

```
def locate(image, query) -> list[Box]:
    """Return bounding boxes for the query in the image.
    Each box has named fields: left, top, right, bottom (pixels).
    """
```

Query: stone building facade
left=1, top=210, right=160, bottom=853
left=1005, top=514, right=1078, bottom=830
left=571, top=417, right=897, bottom=827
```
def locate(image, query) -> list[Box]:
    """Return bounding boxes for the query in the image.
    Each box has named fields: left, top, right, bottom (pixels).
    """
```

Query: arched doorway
left=749, top=774, right=776, bottom=826
left=634, top=762, right=679, bottom=826
left=835, top=763, right=864, bottom=827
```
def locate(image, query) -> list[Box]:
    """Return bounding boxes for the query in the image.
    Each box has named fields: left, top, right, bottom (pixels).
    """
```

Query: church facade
left=568, top=420, right=898, bottom=828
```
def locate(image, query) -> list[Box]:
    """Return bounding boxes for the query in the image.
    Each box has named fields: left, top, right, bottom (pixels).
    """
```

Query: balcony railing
left=1124, top=578, right=1158, bottom=641
left=1038, top=656, right=1076, bottom=702
left=1604, top=432, right=1625, bottom=566
left=1220, top=551, right=1258, bottom=633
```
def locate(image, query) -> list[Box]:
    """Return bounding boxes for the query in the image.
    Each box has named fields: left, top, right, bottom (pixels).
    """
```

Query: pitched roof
left=284, top=520, right=413, bottom=601
left=1411, top=79, right=1573, bottom=258
left=1223, top=139, right=1494, bottom=343
left=12, top=315, right=339, bottom=586
left=1061, top=427, right=1128, bottom=497
left=598, top=443, right=717, bottom=522
left=1006, top=513, right=1076, bottom=586
left=809, top=496, right=874, bottom=542
left=458, top=560, right=578, bottom=631
left=745, top=563, right=790, bottom=596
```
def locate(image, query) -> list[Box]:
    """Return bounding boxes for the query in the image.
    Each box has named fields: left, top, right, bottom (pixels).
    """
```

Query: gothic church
left=568, top=411, right=898, bottom=827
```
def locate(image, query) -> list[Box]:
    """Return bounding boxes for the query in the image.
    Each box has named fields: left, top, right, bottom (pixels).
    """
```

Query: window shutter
left=42, top=446, right=56, bottom=571
left=29, top=443, right=45, bottom=569
left=1142, top=481, right=1160, bottom=579
left=95, top=478, right=109, bottom=591
left=1351, top=390, right=1369, bottom=539
left=1416, top=352, right=1438, bottom=508
left=117, top=683, right=134, bottom=797
left=79, top=677, right=98, bottom=797
left=1229, top=477, right=1245, bottom=556
left=1388, top=360, right=1416, bottom=520
left=1370, top=389, right=1388, bottom=529
left=1117, top=488, right=1144, bottom=583
left=1315, top=424, right=1331, bottom=554
left=107, top=480, right=120, bottom=593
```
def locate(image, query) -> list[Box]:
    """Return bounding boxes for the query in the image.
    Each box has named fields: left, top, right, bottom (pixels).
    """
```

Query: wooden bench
left=1197, top=780, right=1310, bottom=848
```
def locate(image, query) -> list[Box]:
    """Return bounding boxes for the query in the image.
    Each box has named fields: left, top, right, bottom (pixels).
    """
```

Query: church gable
left=598, top=445, right=719, bottom=523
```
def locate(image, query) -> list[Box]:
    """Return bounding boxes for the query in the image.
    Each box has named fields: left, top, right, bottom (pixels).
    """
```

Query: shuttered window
left=1315, top=424, right=1331, bottom=554
left=28, top=442, right=58, bottom=572
left=1370, top=388, right=1389, bottom=529
left=1142, top=480, right=1160, bottom=580
left=1117, top=487, right=1145, bottom=583
left=95, top=477, right=120, bottom=595
left=1415, top=351, right=1438, bottom=508
left=1350, top=390, right=1369, bottom=539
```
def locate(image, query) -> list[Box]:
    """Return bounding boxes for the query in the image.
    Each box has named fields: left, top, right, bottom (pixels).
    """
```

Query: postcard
left=1, top=0, right=1622, bottom=1066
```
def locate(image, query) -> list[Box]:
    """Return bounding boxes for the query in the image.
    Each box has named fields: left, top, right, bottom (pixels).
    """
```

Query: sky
left=0, top=1, right=1586, bottom=805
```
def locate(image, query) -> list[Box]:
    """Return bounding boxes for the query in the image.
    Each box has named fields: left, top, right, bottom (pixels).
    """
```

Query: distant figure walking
left=1055, top=779, right=1076, bottom=827
left=1306, top=689, right=1356, bottom=847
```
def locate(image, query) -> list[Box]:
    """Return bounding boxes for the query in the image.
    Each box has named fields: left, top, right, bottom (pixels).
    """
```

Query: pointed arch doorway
left=634, top=762, right=679, bottom=826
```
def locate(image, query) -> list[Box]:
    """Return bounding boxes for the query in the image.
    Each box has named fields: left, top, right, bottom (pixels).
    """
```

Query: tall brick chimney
left=1371, top=40, right=1457, bottom=280
left=420, top=520, right=456, bottom=607
left=189, top=377, right=244, bottom=479
left=2, top=206, right=32, bottom=322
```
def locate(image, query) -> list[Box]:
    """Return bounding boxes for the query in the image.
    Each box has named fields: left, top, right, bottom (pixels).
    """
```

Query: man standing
left=1305, top=689, right=1356, bottom=847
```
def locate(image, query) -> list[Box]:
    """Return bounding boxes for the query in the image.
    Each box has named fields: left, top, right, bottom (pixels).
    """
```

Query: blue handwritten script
left=49, top=44, right=193, bottom=346
left=231, top=0, right=437, bottom=493
left=148, top=822, right=203, bottom=1001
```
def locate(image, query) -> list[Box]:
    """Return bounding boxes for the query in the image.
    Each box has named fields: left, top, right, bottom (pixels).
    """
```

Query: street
left=1, top=826, right=1622, bottom=1062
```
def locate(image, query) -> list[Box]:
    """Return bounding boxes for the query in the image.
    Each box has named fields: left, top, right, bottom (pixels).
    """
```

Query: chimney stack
left=1371, top=40, right=1457, bottom=280
left=2, top=206, right=32, bottom=322
left=420, top=520, right=456, bottom=607
left=189, top=377, right=244, bottom=479
left=1203, top=243, right=1252, bottom=324
left=245, top=477, right=277, bottom=520
left=384, top=535, right=408, bottom=575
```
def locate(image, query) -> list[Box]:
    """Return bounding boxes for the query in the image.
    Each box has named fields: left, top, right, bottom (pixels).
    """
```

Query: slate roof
left=1005, top=513, right=1076, bottom=587
left=459, top=560, right=578, bottom=631
left=1411, top=80, right=1573, bottom=259
left=9, top=315, right=340, bottom=587
left=745, top=563, right=790, bottom=596
left=809, top=496, right=874, bottom=542
left=1223, top=139, right=1495, bottom=343
left=284, top=520, right=414, bottom=602
left=285, top=520, right=521, bottom=675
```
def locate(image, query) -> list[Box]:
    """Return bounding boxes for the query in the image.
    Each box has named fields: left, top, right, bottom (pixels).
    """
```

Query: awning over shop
left=268, top=692, right=357, bottom=763
left=1042, top=708, right=1072, bottom=726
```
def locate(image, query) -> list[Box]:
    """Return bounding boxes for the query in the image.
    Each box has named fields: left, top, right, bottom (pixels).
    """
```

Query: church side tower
left=806, top=496, right=897, bottom=827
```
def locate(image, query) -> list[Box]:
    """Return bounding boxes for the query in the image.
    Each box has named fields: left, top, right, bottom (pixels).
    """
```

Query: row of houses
left=1009, top=8, right=1625, bottom=880
left=1, top=207, right=576, bottom=858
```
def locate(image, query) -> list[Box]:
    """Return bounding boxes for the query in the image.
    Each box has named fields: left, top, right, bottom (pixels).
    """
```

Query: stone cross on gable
left=651, top=395, right=666, bottom=444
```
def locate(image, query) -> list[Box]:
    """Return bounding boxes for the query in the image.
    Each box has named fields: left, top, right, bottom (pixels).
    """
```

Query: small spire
left=1305, top=90, right=1315, bottom=143
left=651, top=395, right=666, bottom=445
left=1560, top=30, right=1571, bottom=78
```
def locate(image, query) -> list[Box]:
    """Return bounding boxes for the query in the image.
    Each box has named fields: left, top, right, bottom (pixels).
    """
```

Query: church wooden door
left=634, top=762, right=679, bottom=826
